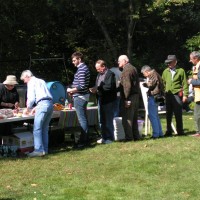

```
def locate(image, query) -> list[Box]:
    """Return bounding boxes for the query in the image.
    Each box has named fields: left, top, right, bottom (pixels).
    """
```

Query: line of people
left=68, top=51, right=200, bottom=148
left=1, top=51, right=199, bottom=157
left=67, top=53, right=142, bottom=148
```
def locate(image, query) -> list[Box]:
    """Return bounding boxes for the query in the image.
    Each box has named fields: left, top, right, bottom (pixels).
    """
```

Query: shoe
left=165, top=131, right=173, bottom=137
left=186, top=110, right=193, bottom=113
left=191, top=133, right=200, bottom=137
left=103, top=140, right=113, bottom=144
left=134, top=137, right=141, bottom=141
left=164, top=133, right=173, bottom=137
left=150, top=136, right=159, bottom=140
left=123, top=138, right=133, bottom=142
left=73, top=143, right=85, bottom=149
left=177, top=133, right=186, bottom=136
left=97, top=138, right=105, bottom=144
left=27, top=151, right=45, bottom=157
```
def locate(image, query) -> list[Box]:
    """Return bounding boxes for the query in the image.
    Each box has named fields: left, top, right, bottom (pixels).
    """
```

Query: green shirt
left=162, top=66, right=188, bottom=96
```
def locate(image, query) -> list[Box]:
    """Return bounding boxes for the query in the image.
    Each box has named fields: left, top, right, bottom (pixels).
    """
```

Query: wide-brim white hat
left=3, top=75, right=18, bottom=85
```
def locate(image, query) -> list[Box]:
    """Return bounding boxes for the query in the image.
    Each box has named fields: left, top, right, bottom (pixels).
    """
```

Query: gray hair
left=141, top=65, right=152, bottom=73
left=20, top=70, right=33, bottom=80
left=190, top=51, right=200, bottom=59
left=118, top=55, right=129, bottom=63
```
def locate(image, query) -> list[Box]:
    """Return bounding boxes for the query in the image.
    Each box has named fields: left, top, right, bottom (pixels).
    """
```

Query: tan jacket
left=146, top=69, right=164, bottom=96
left=193, top=61, right=200, bottom=102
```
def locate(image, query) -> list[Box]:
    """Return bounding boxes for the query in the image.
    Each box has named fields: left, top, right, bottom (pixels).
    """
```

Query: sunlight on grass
left=1, top=113, right=200, bottom=199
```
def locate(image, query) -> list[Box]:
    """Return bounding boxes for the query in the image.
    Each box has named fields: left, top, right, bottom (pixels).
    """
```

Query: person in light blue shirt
left=20, top=70, right=53, bottom=157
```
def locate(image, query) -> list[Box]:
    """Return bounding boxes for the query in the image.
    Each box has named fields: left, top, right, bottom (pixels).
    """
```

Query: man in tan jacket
left=188, top=51, right=200, bottom=136
left=118, top=55, right=140, bottom=141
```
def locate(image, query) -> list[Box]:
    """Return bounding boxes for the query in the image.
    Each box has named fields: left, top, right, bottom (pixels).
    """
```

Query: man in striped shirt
left=67, top=52, right=90, bottom=148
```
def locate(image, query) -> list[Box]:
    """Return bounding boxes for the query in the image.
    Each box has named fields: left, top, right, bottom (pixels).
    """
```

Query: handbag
left=154, top=93, right=165, bottom=103
left=155, top=73, right=165, bottom=104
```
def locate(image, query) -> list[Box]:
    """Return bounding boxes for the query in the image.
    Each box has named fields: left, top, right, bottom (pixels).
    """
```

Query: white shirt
left=170, top=68, right=176, bottom=80
left=27, top=76, right=52, bottom=109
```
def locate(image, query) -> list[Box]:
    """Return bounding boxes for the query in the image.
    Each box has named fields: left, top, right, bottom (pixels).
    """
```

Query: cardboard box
left=12, top=127, right=28, bottom=133
left=2, top=132, right=34, bottom=150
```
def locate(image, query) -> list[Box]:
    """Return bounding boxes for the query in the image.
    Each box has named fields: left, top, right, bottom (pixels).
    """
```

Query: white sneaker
left=27, top=151, right=45, bottom=157
left=97, top=138, right=104, bottom=144
left=187, top=110, right=193, bottom=113
left=103, top=140, right=113, bottom=144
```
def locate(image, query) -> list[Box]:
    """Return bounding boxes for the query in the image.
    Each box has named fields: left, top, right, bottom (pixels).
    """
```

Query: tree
left=0, top=0, right=199, bottom=81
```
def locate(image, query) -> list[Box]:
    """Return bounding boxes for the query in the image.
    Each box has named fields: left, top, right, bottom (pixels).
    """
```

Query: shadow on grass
left=0, top=132, right=99, bottom=160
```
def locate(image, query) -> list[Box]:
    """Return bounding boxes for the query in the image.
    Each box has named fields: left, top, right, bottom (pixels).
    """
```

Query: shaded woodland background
left=0, top=0, right=199, bottom=86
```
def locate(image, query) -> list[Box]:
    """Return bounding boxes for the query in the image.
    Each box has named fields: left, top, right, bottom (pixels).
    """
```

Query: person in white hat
left=0, top=75, right=19, bottom=109
left=0, top=75, right=19, bottom=137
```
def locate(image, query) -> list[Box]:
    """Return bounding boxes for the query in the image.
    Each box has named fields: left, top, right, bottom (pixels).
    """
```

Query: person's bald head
left=118, top=55, right=129, bottom=68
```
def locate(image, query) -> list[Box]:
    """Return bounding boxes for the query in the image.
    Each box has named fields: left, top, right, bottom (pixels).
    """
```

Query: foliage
left=0, top=0, right=199, bottom=83
left=185, top=33, right=200, bottom=52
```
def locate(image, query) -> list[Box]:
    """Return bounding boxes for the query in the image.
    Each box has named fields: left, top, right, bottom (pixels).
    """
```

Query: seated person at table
left=0, top=75, right=19, bottom=109
left=0, top=75, right=19, bottom=137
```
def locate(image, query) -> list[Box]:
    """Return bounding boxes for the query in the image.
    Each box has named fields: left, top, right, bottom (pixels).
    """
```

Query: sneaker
left=73, top=143, right=85, bottom=149
left=186, top=110, right=193, bottom=113
left=164, top=133, right=173, bottom=137
left=97, top=138, right=105, bottom=144
left=150, top=136, right=159, bottom=140
left=191, top=133, right=200, bottom=137
left=103, top=139, right=113, bottom=144
left=27, top=151, right=45, bottom=157
left=123, top=138, right=134, bottom=142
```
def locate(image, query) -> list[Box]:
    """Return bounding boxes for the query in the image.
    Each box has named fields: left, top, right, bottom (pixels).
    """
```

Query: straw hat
left=3, top=75, right=18, bottom=85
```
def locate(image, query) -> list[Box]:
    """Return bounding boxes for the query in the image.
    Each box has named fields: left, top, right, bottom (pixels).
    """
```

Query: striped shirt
left=72, top=63, right=90, bottom=97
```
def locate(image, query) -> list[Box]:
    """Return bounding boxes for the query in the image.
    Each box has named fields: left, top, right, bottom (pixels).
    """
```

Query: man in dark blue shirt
left=90, top=60, right=117, bottom=144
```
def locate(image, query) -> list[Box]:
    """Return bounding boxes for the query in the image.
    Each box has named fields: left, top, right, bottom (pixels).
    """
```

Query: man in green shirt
left=162, top=55, right=188, bottom=136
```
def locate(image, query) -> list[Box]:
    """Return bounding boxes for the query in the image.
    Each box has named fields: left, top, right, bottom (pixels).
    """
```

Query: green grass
left=1, top=113, right=200, bottom=200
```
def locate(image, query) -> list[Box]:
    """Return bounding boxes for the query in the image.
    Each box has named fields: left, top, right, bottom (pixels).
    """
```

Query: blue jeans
left=148, top=96, right=163, bottom=138
left=33, top=100, right=53, bottom=153
left=74, top=97, right=89, bottom=144
left=98, top=99, right=114, bottom=141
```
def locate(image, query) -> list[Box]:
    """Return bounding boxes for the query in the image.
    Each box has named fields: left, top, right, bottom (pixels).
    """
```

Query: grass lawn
left=1, top=112, right=200, bottom=200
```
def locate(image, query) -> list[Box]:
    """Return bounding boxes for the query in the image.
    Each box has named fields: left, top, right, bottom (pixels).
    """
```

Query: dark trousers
left=120, top=94, right=140, bottom=140
left=165, top=93, right=183, bottom=135
left=98, top=99, right=114, bottom=141
left=194, top=103, right=200, bottom=133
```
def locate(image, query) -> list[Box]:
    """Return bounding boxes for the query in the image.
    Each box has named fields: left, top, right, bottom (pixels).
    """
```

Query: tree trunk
left=127, top=0, right=137, bottom=61
left=89, top=1, right=117, bottom=62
